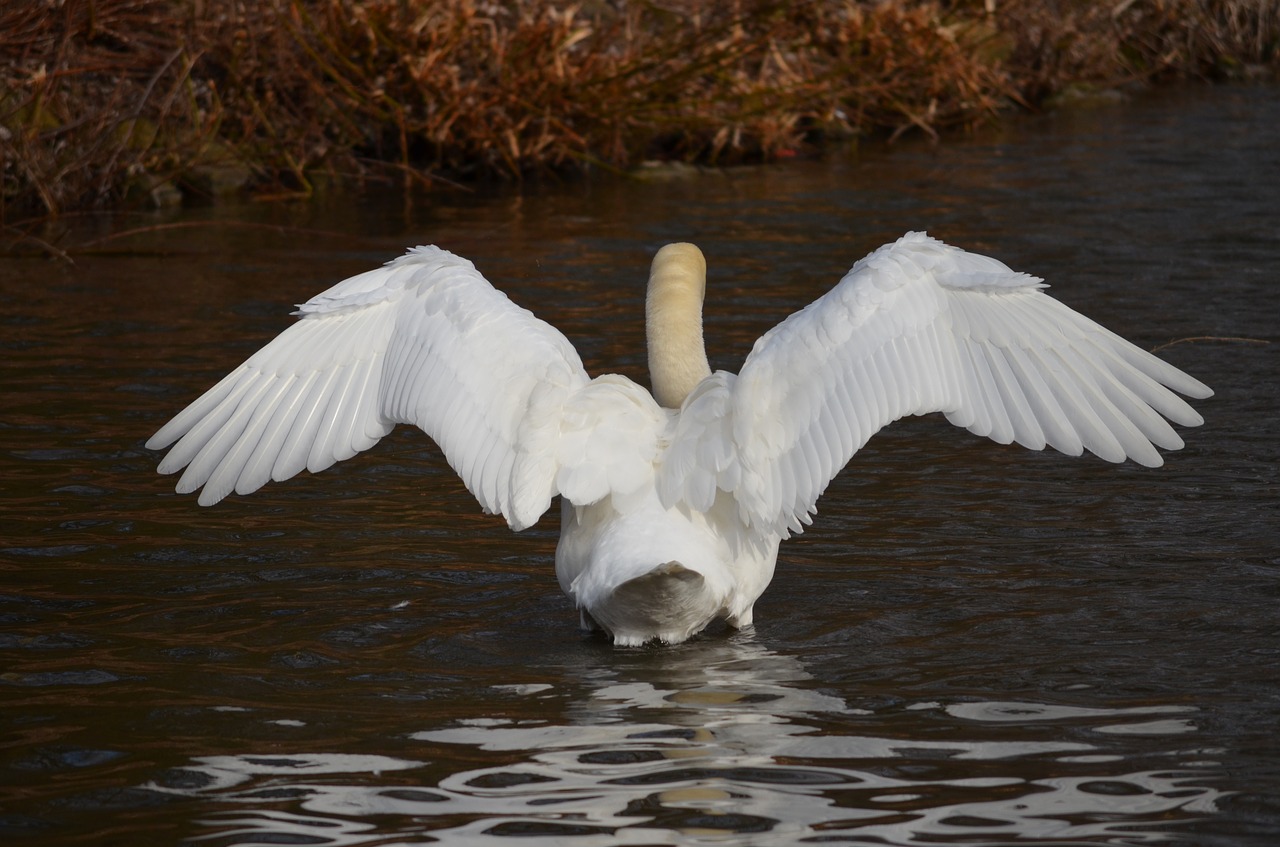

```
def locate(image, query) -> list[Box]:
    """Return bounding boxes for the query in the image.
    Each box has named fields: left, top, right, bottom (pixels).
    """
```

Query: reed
left=2, top=0, right=1275, bottom=223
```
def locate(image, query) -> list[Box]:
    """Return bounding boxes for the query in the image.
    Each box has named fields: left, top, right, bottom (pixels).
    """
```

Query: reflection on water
left=150, top=638, right=1221, bottom=845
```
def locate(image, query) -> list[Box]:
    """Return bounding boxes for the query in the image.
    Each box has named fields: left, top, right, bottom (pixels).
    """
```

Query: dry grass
left=2, top=0, right=1276, bottom=224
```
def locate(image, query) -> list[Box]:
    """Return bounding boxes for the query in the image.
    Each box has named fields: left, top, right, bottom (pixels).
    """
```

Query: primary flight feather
left=148, top=233, right=1211, bottom=645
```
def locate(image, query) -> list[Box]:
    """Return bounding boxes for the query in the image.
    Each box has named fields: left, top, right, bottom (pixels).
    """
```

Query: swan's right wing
left=147, top=246, right=591, bottom=529
left=663, top=232, right=1212, bottom=539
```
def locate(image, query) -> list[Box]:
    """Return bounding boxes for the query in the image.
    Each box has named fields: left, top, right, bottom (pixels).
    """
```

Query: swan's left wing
left=147, top=246, right=592, bottom=529
left=663, top=232, right=1212, bottom=538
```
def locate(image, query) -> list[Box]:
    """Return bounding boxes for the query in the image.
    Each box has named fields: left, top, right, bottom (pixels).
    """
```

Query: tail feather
left=590, top=561, right=720, bottom=646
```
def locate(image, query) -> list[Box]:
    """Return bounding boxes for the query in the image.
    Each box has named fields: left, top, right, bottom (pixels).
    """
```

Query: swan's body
left=147, top=233, right=1211, bottom=645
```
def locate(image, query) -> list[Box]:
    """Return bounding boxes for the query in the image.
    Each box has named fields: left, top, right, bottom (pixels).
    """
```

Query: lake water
left=2, top=84, right=1277, bottom=846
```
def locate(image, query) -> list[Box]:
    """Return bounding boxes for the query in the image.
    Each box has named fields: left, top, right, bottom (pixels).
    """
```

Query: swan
left=146, top=232, right=1211, bottom=646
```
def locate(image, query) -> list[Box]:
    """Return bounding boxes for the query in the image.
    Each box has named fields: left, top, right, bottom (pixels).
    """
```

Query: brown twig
left=1151, top=335, right=1271, bottom=352
left=69, top=220, right=360, bottom=253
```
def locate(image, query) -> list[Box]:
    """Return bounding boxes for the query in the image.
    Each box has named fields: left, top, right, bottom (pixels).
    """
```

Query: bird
left=147, top=232, right=1212, bottom=646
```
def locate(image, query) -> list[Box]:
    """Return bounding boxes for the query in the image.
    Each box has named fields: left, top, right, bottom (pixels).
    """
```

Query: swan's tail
left=590, top=561, right=722, bottom=647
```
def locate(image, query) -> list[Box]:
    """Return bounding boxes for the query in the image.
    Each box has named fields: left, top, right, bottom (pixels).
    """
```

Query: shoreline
left=3, top=1, right=1276, bottom=224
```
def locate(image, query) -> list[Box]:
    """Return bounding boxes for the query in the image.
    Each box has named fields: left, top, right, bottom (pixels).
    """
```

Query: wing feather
left=162, top=378, right=260, bottom=481
left=177, top=378, right=276, bottom=499
left=999, top=342, right=1085, bottom=457
left=273, top=368, right=340, bottom=483
left=149, top=368, right=243, bottom=451
left=965, top=338, right=1012, bottom=443
left=308, top=362, right=361, bottom=472
left=239, top=374, right=312, bottom=493
left=981, top=341, right=1045, bottom=450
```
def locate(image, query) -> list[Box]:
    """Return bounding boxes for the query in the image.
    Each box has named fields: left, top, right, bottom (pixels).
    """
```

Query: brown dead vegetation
left=2, top=0, right=1276, bottom=222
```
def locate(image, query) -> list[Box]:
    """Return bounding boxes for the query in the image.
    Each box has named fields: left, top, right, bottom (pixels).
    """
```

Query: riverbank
left=2, top=0, right=1275, bottom=223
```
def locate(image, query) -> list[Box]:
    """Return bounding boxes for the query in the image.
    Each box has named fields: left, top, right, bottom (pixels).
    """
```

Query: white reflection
left=945, top=700, right=1197, bottom=723
left=149, top=637, right=1223, bottom=846
left=156, top=753, right=424, bottom=794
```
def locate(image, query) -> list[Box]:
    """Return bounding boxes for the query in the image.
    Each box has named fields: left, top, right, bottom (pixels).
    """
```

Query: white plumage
left=148, top=233, right=1212, bottom=646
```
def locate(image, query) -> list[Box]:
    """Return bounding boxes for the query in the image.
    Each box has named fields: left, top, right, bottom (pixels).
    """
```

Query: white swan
left=147, top=232, right=1211, bottom=645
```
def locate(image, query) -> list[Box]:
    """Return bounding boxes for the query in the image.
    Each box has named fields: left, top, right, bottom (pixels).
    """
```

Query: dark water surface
left=3, top=85, right=1278, bottom=846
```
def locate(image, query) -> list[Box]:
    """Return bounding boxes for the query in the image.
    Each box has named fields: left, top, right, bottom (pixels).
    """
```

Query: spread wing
left=661, top=232, right=1213, bottom=538
left=147, top=246, right=601, bottom=529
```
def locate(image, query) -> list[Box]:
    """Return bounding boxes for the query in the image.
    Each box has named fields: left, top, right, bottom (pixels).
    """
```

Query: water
left=2, top=84, right=1277, bottom=845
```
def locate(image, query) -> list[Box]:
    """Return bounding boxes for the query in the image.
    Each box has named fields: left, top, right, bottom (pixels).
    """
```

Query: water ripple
left=146, top=640, right=1222, bottom=846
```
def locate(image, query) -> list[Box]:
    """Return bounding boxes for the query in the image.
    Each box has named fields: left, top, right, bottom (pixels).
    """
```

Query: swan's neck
left=646, top=243, right=713, bottom=409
